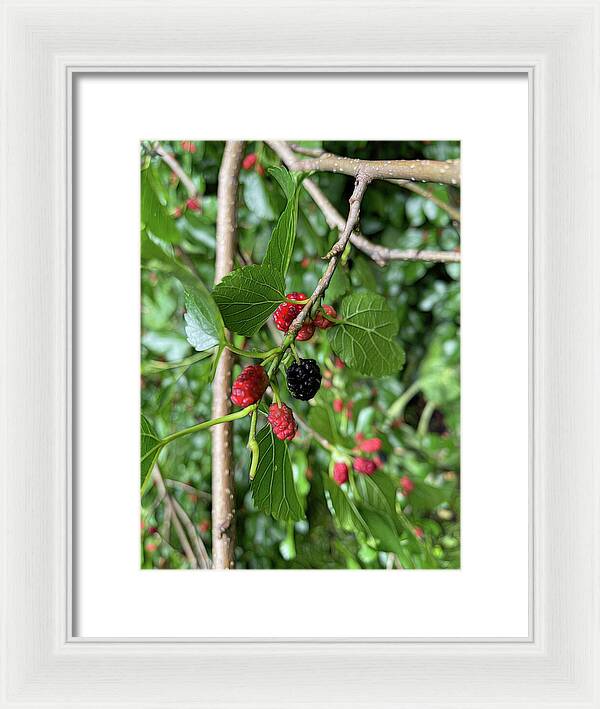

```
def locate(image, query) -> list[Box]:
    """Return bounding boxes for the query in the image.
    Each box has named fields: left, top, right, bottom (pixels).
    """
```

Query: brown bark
left=268, top=140, right=460, bottom=186
left=211, top=141, right=244, bottom=569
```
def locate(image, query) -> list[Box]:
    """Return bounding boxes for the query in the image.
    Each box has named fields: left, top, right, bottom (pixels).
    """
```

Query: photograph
left=140, top=139, right=461, bottom=570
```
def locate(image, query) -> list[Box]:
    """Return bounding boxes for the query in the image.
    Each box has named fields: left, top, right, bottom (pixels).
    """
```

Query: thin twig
left=294, top=410, right=335, bottom=453
left=268, top=141, right=460, bottom=265
left=170, top=497, right=211, bottom=569
left=151, top=466, right=198, bottom=568
left=153, top=142, right=198, bottom=197
left=388, top=180, right=460, bottom=222
left=286, top=175, right=370, bottom=339
left=165, top=478, right=211, bottom=501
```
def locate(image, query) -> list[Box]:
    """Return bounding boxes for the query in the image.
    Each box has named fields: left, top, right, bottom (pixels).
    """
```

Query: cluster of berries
left=273, top=292, right=336, bottom=343
left=242, top=152, right=265, bottom=177
left=180, top=141, right=197, bottom=153
left=172, top=195, right=202, bottom=219
left=229, top=358, right=323, bottom=441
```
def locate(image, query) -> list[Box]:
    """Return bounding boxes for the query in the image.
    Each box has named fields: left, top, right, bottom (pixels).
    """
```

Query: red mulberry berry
left=400, top=475, right=414, bottom=495
left=414, top=527, right=424, bottom=539
left=333, top=462, right=349, bottom=485
left=242, top=153, right=257, bottom=170
left=333, top=399, right=344, bottom=413
left=353, top=457, right=377, bottom=476
left=273, top=292, right=307, bottom=332
left=358, top=437, right=382, bottom=453
left=296, top=321, right=315, bottom=341
left=186, top=196, right=201, bottom=211
left=172, top=207, right=183, bottom=218
left=230, top=365, right=268, bottom=407
left=267, top=403, right=297, bottom=441
left=180, top=140, right=197, bottom=153
left=314, top=304, right=337, bottom=329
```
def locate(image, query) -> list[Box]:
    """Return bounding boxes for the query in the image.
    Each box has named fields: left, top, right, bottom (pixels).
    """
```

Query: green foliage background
left=141, top=140, right=460, bottom=569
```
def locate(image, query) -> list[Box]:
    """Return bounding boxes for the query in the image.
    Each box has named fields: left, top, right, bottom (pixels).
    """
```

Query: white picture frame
left=1, top=1, right=598, bottom=706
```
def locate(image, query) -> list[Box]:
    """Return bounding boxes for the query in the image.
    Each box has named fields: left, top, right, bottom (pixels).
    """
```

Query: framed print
left=1, top=1, right=599, bottom=707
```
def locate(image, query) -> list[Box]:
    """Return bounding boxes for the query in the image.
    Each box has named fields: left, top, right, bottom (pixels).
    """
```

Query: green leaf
left=268, top=165, right=295, bottom=200
left=323, top=475, right=369, bottom=536
left=183, top=286, right=225, bottom=352
left=357, top=506, right=414, bottom=568
left=212, top=264, right=286, bottom=336
left=251, top=425, right=305, bottom=521
left=262, top=168, right=302, bottom=276
left=360, top=473, right=398, bottom=516
left=327, top=291, right=406, bottom=377
left=243, top=171, right=275, bottom=220
left=141, top=415, right=162, bottom=495
left=140, top=168, right=180, bottom=243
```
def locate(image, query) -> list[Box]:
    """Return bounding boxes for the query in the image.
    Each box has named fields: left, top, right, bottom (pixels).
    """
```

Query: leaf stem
left=417, top=399, right=436, bottom=437
left=247, top=409, right=259, bottom=480
left=225, top=341, right=280, bottom=360
left=387, top=379, right=422, bottom=421
left=141, top=350, right=213, bottom=373
left=158, top=403, right=257, bottom=450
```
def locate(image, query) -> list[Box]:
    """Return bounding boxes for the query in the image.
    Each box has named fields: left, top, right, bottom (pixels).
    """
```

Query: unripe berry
left=273, top=292, right=307, bottom=332
left=296, top=321, right=315, bottom=341
left=334, top=357, right=345, bottom=369
left=180, top=140, right=197, bottom=153
left=172, top=206, right=183, bottom=218
left=358, top=437, right=382, bottom=453
left=333, top=462, right=349, bottom=485
left=186, top=196, right=201, bottom=211
left=314, top=304, right=337, bottom=329
left=400, top=475, right=414, bottom=495
left=414, top=527, right=424, bottom=539
left=145, top=542, right=158, bottom=552
left=267, top=403, right=297, bottom=441
left=230, top=365, right=269, bottom=407
left=242, top=153, right=257, bottom=170
left=198, top=519, right=210, bottom=534
left=255, top=163, right=265, bottom=177
left=353, top=457, right=377, bottom=476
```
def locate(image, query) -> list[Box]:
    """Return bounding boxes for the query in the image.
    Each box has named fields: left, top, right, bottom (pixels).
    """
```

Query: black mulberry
left=286, top=359, right=322, bottom=401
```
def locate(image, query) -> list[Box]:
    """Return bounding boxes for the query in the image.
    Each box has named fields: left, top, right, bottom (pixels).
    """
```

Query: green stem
left=271, top=379, right=282, bottom=405
left=141, top=350, right=213, bottom=373
left=417, top=399, right=436, bottom=437
left=247, top=409, right=260, bottom=480
left=159, top=403, right=257, bottom=449
left=225, top=341, right=280, bottom=360
left=387, top=379, right=422, bottom=421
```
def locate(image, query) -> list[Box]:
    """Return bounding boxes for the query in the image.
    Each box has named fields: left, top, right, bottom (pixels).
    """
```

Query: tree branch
left=212, top=140, right=245, bottom=570
left=270, top=143, right=460, bottom=186
left=268, top=141, right=460, bottom=265
left=153, top=142, right=198, bottom=197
